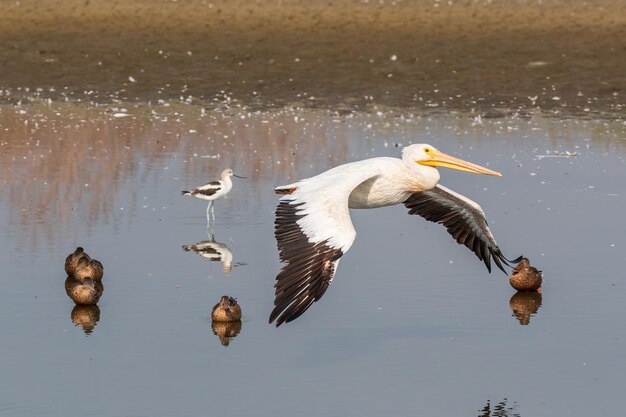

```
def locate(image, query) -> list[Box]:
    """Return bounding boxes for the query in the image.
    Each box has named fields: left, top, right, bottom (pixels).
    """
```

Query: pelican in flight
left=270, top=144, right=521, bottom=326
left=182, top=168, right=244, bottom=225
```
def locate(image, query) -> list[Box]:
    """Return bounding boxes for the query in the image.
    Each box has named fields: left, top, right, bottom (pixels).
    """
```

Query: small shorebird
left=182, top=168, right=244, bottom=224
left=270, top=143, right=522, bottom=326
left=211, top=295, right=242, bottom=322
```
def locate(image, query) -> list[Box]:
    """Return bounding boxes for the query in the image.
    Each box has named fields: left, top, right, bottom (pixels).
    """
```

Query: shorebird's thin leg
left=206, top=201, right=213, bottom=223
left=211, top=203, right=216, bottom=222
left=206, top=222, right=215, bottom=241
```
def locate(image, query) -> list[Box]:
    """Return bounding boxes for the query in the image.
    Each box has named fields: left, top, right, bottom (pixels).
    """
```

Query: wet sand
left=1, top=0, right=625, bottom=115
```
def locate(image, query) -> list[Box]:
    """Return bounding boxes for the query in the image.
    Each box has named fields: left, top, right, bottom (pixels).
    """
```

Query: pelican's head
left=222, top=168, right=246, bottom=179
left=403, top=144, right=502, bottom=176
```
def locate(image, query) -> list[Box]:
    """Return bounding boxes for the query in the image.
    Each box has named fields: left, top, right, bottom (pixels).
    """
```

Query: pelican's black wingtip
left=495, top=254, right=524, bottom=275
left=268, top=308, right=284, bottom=327
left=506, top=255, right=524, bottom=266
left=488, top=252, right=524, bottom=275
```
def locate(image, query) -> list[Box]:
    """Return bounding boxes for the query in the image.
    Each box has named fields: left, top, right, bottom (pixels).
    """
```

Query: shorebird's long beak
left=418, top=149, right=502, bottom=176
left=233, top=174, right=246, bottom=179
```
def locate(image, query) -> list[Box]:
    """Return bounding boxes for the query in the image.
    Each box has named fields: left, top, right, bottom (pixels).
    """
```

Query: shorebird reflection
left=509, top=292, right=543, bottom=325
left=182, top=234, right=235, bottom=273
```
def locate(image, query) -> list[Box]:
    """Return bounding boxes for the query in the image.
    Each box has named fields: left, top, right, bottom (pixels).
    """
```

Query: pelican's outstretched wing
left=270, top=165, right=381, bottom=327
left=404, top=184, right=521, bottom=273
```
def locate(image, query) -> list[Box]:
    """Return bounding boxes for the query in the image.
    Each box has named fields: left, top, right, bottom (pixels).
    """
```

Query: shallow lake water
left=1, top=102, right=625, bottom=416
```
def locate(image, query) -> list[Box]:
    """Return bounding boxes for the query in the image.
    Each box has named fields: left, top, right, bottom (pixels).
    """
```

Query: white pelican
left=269, top=144, right=521, bottom=326
left=182, top=168, right=244, bottom=223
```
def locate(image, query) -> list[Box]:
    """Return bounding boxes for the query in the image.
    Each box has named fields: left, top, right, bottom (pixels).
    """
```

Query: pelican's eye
left=423, top=147, right=431, bottom=154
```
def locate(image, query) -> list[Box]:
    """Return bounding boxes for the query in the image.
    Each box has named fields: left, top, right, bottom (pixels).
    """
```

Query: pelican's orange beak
left=418, top=149, right=502, bottom=176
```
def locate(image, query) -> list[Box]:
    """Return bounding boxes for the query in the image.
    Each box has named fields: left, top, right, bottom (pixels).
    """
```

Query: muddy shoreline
left=1, top=0, right=624, bottom=116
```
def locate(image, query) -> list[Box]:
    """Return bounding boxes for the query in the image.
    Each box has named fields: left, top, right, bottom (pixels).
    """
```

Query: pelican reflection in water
left=270, top=144, right=522, bottom=326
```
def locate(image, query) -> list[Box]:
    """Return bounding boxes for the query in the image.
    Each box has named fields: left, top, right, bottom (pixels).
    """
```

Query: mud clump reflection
left=509, top=292, right=543, bottom=326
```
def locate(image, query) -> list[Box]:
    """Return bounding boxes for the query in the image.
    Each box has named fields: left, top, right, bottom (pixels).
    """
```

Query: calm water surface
left=1, top=102, right=625, bottom=416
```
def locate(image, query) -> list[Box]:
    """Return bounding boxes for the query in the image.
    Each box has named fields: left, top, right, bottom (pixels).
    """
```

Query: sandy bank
left=1, top=0, right=624, bottom=115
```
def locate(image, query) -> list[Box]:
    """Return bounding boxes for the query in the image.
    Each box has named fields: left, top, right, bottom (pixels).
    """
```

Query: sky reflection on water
left=1, top=102, right=625, bottom=417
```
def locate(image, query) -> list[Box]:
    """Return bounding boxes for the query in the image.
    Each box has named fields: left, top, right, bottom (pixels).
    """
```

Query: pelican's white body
left=277, top=146, right=442, bottom=251
left=271, top=143, right=513, bottom=326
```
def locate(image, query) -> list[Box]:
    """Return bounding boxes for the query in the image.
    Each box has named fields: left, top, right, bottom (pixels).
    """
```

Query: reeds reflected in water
left=2, top=101, right=625, bottom=253
left=0, top=102, right=356, bottom=250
